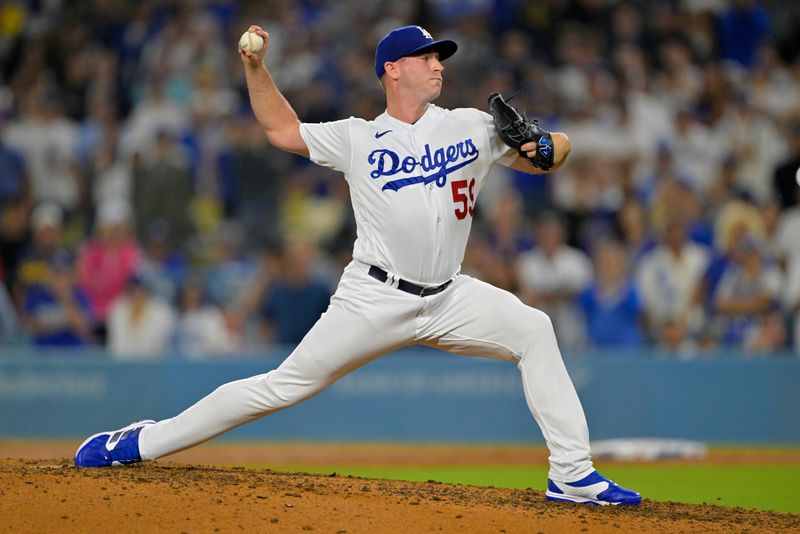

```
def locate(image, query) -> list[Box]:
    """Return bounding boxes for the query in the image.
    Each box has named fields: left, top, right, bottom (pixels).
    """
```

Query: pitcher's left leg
left=419, top=275, right=592, bottom=481
left=420, top=275, right=640, bottom=504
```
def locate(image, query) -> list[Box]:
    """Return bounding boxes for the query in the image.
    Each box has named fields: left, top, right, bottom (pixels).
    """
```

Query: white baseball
left=239, top=31, right=264, bottom=53
left=796, top=166, right=800, bottom=187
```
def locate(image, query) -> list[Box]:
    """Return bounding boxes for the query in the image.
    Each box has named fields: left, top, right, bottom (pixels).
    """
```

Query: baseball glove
left=488, top=91, right=554, bottom=171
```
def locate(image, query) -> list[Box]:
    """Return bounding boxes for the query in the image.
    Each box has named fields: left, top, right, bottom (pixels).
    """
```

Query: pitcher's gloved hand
left=488, top=91, right=554, bottom=171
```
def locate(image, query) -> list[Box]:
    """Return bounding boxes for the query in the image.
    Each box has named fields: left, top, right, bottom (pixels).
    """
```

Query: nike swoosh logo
left=375, top=130, right=392, bottom=139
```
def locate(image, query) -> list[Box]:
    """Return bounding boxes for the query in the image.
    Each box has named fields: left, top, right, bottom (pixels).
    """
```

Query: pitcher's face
left=395, top=51, right=444, bottom=101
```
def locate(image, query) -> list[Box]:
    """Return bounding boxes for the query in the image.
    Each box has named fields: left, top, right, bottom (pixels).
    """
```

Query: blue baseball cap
left=374, top=25, right=458, bottom=79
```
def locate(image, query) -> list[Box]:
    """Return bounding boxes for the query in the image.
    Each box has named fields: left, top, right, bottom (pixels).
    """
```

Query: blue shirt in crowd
left=578, top=282, right=645, bottom=347
left=23, top=284, right=93, bottom=346
left=261, top=280, right=332, bottom=345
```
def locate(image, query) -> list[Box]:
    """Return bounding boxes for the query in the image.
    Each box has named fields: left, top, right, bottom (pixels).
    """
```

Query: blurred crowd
left=0, top=0, right=799, bottom=358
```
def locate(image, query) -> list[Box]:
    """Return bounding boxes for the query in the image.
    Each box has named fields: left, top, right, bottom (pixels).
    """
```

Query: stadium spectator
left=748, top=41, right=800, bottom=122
left=0, top=278, right=22, bottom=344
left=136, top=220, right=188, bottom=304
left=668, top=107, right=726, bottom=195
left=280, top=165, right=351, bottom=255
left=21, top=250, right=94, bottom=347
left=772, top=123, right=800, bottom=209
left=758, top=196, right=785, bottom=263
left=0, top=124, right=31, bottom=294
left=475, top=190, right=533, bottom=292
left=517, top=212, right=592, bottom=349
left=13, top=203, right=67, bottom=309
left=131, top=129, right=194, bottom=246
left=174, top=275, right=239, bottom=357
left=726, top=97, right=788, bottom=204
left=716, top=0, right=771, bottom=69
left=711, top=236, right=782, bottom=347
left=219, top=114, right=290, bottom=248
left=184, top=67, right=239, bottom=200
left=259, top=238, right=331, bottom=345
left=743, top=310, right=788, bottom=354
left=119, top=81, right=189, bottom=158
left=635, top=218, right=711, bottom=344
left=693, top=200, right=767, bottom=336
left=613, top=198, right=656, bottom=262
left=648, top=172, right=713, bottom=247
left=203, top=220, right=259, bottom=310
left=0, top=118, right=29, bottom=210
left=784, top=253, right=800, bottom=353
left=773, top=191, right=800, bottom=266
left=227, top=244, right=284, bottom=350
left=655, top=317, right=697, bottom=356
left=635, top=219, right=711, bottom=340
left=638, top=144, right=693, bottom=206
left=706, top=155, right=751, bottom=220
left=76, top=198, right=141, bottom=342
left=578, top=239, right=646, bottom=348
left=553, top=152, right=623, bottom=251
left=0, top=178, right=30, bottom=295
left=655, top=36, right=703, bottom=111
left=86, top=139, right=132, bottom=219
left=5, top=89, right=80, bottom=213
left=107, top=275, right=176, bottom=359
left=75, top=96, right=121, bottom=169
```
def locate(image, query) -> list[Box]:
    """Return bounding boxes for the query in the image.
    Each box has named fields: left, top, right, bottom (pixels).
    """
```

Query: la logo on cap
left=417, top=26, right=433, bottom=40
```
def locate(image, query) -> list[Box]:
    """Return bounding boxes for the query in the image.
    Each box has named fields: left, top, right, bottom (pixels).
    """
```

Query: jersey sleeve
left=299, top=119, right=353, bottom=174
left=477, top=109, right=518, bottom=167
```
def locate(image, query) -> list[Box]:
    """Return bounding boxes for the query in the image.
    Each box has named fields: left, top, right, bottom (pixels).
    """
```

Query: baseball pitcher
left=75, top=25, right=641, bottom=506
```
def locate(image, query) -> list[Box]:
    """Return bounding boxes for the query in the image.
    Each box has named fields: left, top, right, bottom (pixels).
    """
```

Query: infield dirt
left=0, top=441, right=800, bottom=534
left=2, top=454, right=800, bottom=533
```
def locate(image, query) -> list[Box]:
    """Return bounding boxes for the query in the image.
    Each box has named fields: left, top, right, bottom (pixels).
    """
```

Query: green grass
left=269, top=464, right=800, bottom=514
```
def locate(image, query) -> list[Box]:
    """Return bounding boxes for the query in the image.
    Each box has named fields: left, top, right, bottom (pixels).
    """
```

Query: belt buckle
left=419, top=282, right=445, bottom=297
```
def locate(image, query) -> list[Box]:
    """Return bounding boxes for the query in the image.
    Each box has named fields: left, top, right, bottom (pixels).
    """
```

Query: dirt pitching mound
left=2, top=459, right=799, bottom=533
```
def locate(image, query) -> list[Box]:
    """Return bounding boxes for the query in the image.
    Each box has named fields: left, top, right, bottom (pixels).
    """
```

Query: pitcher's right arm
left=239, top=26, right=309, bottom=158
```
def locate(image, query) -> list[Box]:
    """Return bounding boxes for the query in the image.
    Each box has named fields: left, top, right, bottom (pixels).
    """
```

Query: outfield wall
left=0, top=348, right=798, bottom=443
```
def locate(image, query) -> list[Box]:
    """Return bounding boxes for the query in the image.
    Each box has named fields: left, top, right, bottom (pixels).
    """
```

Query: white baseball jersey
left=137, top=103, right=595, bottom=485
left=299, top=104, right=517, bottom=285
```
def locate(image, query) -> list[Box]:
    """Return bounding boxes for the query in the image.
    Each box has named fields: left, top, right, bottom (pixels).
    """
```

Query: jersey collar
left=379, top=103, right=436, bottom=129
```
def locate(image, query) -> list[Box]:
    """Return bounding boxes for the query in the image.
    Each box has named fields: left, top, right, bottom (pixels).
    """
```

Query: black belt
left=368, top=265, right=453, bottom=297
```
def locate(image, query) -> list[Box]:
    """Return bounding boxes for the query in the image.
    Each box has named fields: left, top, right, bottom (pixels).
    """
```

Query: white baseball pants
left=138, top=260, right=594, bottom=482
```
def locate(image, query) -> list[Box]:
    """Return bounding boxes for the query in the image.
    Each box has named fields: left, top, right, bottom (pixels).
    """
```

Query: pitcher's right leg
left=137, top=301, right=411, bottom=461
left=75, top=262, right=422, bottom=466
